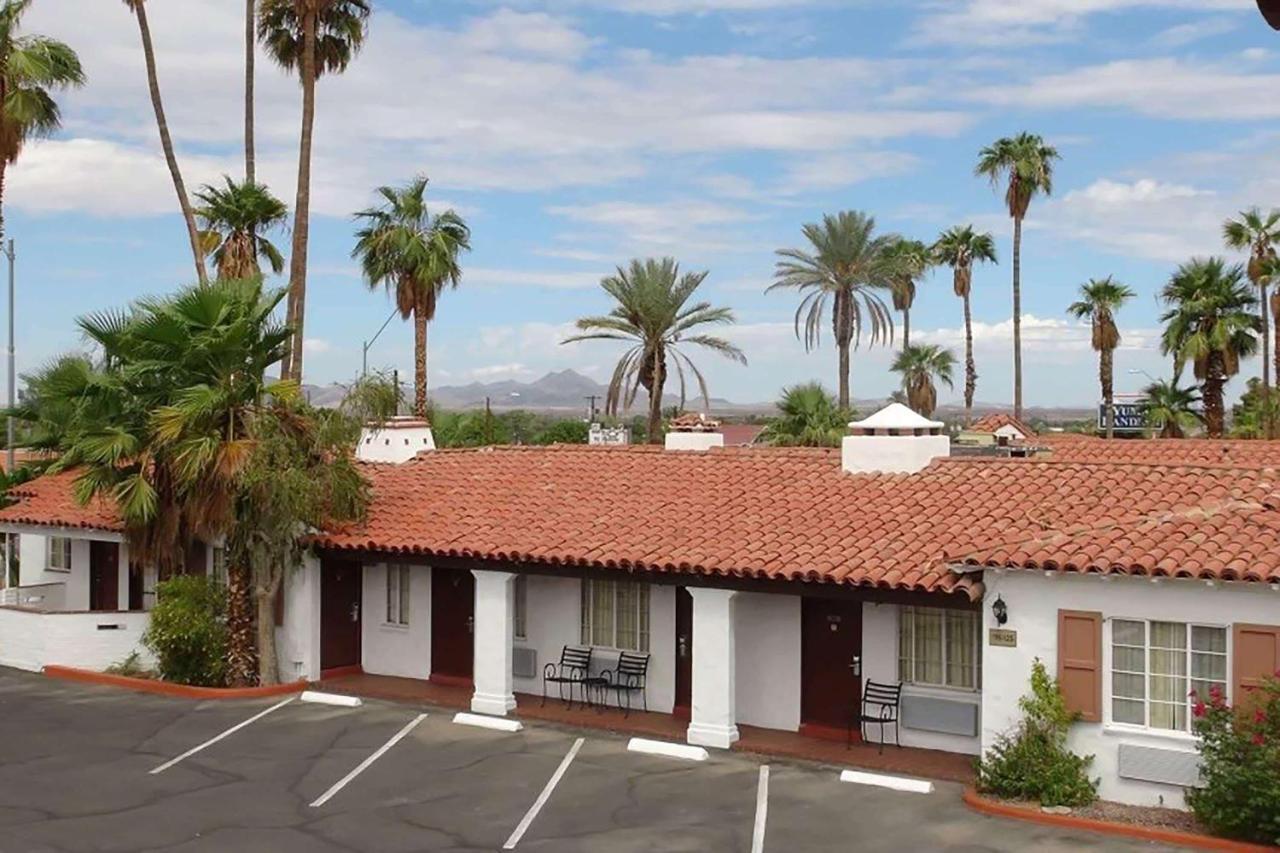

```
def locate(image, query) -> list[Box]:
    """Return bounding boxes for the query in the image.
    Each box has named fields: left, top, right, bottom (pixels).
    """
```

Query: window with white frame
left=47, top=537, right=72, bottom=572
left=513, top=575, right=528, bottom=641
left=210, top=547, right=228, bottom=588
left=898, top=606, right=981, bottom=690
left=580, top=579, right=649, bottom=652
left=385, top=564, right=410, bottom=626
left=1111, top=619, right=1227, bottom=732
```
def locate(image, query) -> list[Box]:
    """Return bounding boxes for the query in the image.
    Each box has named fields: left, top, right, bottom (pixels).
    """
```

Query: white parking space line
left=150, top=697, right=295, bottom=775
left=502, top=737, right=584, bottom=850
left=751, top=764, right=769, bottom=853
left=310, top=713, right=428, bottom=808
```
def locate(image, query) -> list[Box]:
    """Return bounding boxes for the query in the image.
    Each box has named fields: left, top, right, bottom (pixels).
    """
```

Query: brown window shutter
left=1234, top=624, right=1280, bottom=706
left=1058, top=609, right=1103, bottom=722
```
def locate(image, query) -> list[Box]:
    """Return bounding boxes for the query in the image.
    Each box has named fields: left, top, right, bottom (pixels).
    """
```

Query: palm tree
left=1159, top=258, right=1261, bottom=437
left=244, top=0, right=256, bottom=182
left=1141, top=379, right=1201, bottom=438
left=759, top=382, right=848, bottom=447
left=352, top=177, right=471, bottom=418
left=1223, top=208, right=1280, bottom=438
left=0, top=1, right=84, bottom=244
left=563, top=258, right=747, bottom=444
left=931, top=225, right=997, bottom=426
left=259, top=0, right=370, bottom=382
left=975, top=132, right=1060, bottom=420
left=769, top=211, right=897, bottom=409
left=122, top=0, right=207, bottom=285
left=1067, top=277, right=1135, bottom=439
left=891, top=343, right=955, bottom=417
left=885, top=238, right=933, bottom=349
left=195, top=177, right=288, bottom=280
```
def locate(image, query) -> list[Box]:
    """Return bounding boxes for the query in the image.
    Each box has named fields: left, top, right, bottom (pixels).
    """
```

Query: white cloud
left=303, top=338, right=333, bottom=354
left=548, top=199, right=759, bottom=251
left=465, top=267, right=606, bottom=289
left=469, top=362, right=534, bottom=379
left=1148, top=16, right=1238, bottom=47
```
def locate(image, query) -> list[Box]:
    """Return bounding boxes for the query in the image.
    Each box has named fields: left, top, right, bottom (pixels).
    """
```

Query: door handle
left=350, top=602, right=360, bottom=623
left=466, top=616, right=474, bottom=634
left=677, top=636, right=688, bottom=658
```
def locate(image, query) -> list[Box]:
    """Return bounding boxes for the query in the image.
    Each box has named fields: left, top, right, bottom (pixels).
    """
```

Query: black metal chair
left=542, top=645, right=594, bottom=709
left=854, top=680, right=903, bottom=754
left=600, top=651, right=650, bottom=717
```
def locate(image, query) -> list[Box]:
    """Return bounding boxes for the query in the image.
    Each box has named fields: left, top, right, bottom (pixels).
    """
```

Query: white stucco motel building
left=1, top=407, right=1277, bottom=810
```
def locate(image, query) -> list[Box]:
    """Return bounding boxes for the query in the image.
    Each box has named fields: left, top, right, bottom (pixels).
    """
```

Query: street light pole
left=362, top=307, right=399, bottom=377
left=4, top=240, right=13, bottom=589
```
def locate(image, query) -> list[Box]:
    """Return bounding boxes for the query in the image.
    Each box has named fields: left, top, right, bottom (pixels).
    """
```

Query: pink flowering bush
left=1186, top=675, right=1280, bottom=845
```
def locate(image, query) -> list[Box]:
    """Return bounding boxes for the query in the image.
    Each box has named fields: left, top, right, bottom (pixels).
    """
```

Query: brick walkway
left=317, top=673, right=975, bottom=784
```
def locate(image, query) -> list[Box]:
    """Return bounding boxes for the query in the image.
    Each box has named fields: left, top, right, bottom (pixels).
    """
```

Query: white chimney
left=357, top=416, right=436, bottom=463
left=842, top=403, right=949, bottom=474
left=664, top=412, right=725, bottom=452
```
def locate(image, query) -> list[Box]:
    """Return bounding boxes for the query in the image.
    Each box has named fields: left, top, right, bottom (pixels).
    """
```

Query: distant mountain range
left=304, top=368, right=1097, bottom=424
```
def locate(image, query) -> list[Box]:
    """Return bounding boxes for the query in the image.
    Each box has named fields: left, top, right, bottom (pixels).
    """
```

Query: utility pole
left=4, top=240, right=13, bottom=589
left=361, top=307, right=398, bottom=377
left=484, top=396, right=493, bottom=445
left=584, top=394, right=598, bottom=422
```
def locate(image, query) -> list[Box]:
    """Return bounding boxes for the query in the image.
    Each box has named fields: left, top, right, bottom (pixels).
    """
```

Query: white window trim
left=47, top=537, right=72, bottom=572
left=580, top=579, right=650, bottom=653
left=897, top=605, right=982, bottom=693
left=1104, top=617, right=1231, bottom=736
left=385, top=564, right=410, bottom=627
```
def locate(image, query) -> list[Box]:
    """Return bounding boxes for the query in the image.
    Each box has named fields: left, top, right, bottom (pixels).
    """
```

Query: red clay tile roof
left=720, top=424, right=765, bottom=446
left=669, top=412, right=721, bottom=432
left=1035, top=436, right=1280, bottom=466
left=0, top=469, right=122, bottom=532
left=969, top=413, right=1037, bottom=437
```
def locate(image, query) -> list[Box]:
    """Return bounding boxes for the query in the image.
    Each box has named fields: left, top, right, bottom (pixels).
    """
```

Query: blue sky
left=8, top=0, right=1280, bottom=407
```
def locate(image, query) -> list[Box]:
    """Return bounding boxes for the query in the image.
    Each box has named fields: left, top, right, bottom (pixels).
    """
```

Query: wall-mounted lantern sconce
left=992, top=595, right=1009, bottom=626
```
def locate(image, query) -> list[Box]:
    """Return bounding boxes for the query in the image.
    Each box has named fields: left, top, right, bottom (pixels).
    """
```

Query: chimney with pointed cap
left=841, top=403, right=949, bottom=474
left=357, top=416, right=436, bottom=463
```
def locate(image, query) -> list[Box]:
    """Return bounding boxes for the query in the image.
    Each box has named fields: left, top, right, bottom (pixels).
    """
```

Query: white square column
left=470, top=569, right=518, bottom=716
left=686, top=587, right=740, bottom=749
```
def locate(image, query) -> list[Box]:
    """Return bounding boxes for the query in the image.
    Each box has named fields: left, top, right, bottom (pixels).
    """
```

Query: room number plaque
left=988, top=628, right=1017, bottom=648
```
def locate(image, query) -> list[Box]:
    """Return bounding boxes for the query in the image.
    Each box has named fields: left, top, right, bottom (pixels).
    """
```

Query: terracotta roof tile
left=969, top=413, right=1037, bottom=437
left=0, top=469, right=122, bottom=532
left=1036, top=436, right=1280, bottom=466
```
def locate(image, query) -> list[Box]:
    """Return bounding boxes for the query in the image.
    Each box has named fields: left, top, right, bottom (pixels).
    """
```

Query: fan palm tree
left=1141, top=379, right=1201, bottom=438
left=259, top=0, right=370, bottom=382
left=768, top=211, right=897, bottom=409
left=1159, top=258, right=1260, bottom=437
left=759, top=382, right=848, bottom=447
left=891, top=343, right=955, bottom=418
left=352, top=177, right=470, bottom=419
left=1223, top=208, right=1280, bottom=438
left=122, top=0, right=206, bottom=285
left=0, top=1, right=83, bottom=244
left=975, top=132, right=1060, bottom=420
left=885, top=238, right=933, bottom=349
left=195, top=177, right=288, bottom=280
left=931, top=225, right=997, bottom=425
left=1067, top=277, right=1135, bottom=439
left=563, top=258, right=747, bottom=444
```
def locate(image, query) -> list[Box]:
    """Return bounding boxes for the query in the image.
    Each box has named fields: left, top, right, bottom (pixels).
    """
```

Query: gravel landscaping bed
left=989, top=795, right=1206, bottom=835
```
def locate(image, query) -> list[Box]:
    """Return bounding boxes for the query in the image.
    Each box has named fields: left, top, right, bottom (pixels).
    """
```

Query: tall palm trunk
left=902, top=306, right=910, bottom=350
left=1272, top=290, right=1280, bottom=438
left=1203, top=351, right=1226, bottom=438
left=1260, top=282, right=1271, bottom=439
left=1101, top=346, right=1114, bottom=439
left=647, top=345, right=664, bottom=445
left=132, top=2, right=207, bottom=286
left=834, top=288, right=852, bottom=409
left=244, top=0, right=255, bottom=183
left=413, top=309, right=428, bottom=418
left=225, top=562, right=258, bottom=686
left=1011, top=215, right=1023, bottom=419
left=254, top=578, right=280, bottom=685
left=281, top=8, right=317, bottom=381
left=963, top=289, right=976, bottom=425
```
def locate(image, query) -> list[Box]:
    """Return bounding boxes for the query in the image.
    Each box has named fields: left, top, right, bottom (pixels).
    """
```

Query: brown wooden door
left=801, top=596, right=862, bottom=737
left=431, top=567, right=475, bottom=685
left=89, top=541, right=119, bottom=612
left=674, top=587, right=693, bottom=719
left=320, top=558, right=362, bottom=672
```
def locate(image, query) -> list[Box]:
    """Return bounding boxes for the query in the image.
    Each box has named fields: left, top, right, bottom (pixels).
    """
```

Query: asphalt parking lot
left=0, top=669, right=1172, bottom=852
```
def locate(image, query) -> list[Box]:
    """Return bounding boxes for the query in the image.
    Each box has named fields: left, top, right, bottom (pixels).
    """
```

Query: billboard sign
left=1098, top=400, right=1148, bottom=433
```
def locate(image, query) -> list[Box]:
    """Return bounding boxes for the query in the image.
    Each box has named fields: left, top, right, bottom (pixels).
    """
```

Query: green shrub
left=104, top=651, right=151, bottom=678
left=143, top=575, right=228, bottom=687
left=976, top=658, right=1099, bottom=807
left=1186, top=676, right=1280, bottom=845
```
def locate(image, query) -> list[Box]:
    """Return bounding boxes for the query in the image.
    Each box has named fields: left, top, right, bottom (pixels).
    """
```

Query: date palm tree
left=891, top=343, right=955, bottom=418
left=768, top=211, right=897, bottom=409
left=0, top=1, right=83, bottom=245
left=1141, top=379, right=1202, bottom=438
left=259, top=0, right=370, bottom=382
left=563, top=258, right=746, bottom=444
left=932, top=225, right=997, bottom=426
left=195, top=177, right=288, bottom=280
left=122, top=0, right=206, bottom=285
left=885, top=237, right=932, bottom=350
left=760, top=381, right=848, bottom=447
left=975, top=132, right=1059, bottom=420
left=1223, top=208, right=1280, bottom=438
left=1160, top=258, right=1260, bottom=437
left=352, top=176, right=471, bottom=418
left=1068, top=277, right=1135, bottom=439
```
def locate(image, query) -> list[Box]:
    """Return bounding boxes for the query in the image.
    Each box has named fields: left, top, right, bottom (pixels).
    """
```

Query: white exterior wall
left=734, top=592, right=801, bottom=731
left=981, top=570, right=1280, bottom=809
left=357, top=424, right=436, bottom=463
left=862, top=602, right=982, bottom=755
left=841, top=434, right=950, bottom=474
left=0, top=607, right=153, bottom=672
left=18, top=534, right=90, bottom=610
left=361, top=562, right=432, bottom=680
left=664, top=433, right=724, bottom=452
left=276, top=553, right=321, bottom=682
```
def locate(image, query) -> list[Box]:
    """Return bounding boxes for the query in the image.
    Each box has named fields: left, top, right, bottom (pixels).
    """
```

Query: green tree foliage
left=1141, top=379, right=1202, bottom=438
left=1067, top=276, right=1135, bottom=439
left=195, top=176, right=289, bottom=279
left=932, top=225, right=997, bottom=425
left=340, top=370, right=402, bottom=424
left=143, top=574, right=228, bottom=687
left=891, top=344, right=956, bottom=418
left=532, top=419, right=590, bottom=445
left=760, top=382, right=850, bottom=447
left=1230, top=377, right=1280, bottom=439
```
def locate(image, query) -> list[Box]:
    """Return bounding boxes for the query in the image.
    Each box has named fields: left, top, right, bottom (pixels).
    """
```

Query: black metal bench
left=542, top=645, right=595, bottom=709
left=854, top=680, right=903, bottom=754
left=600, top=651, right=650, bottom=717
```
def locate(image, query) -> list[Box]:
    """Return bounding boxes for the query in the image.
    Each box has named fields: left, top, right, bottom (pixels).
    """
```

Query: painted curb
left=626, top=737, right=709, bottom=762
left=300, top=690, right=363, bottom=707
left=839, top=769, right=934, bottom=794
left=453, top=712, right=524, bottom=732
left=962, top=788, right=1277, bottom=852
left=42, top=666, right=306, bottom=700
